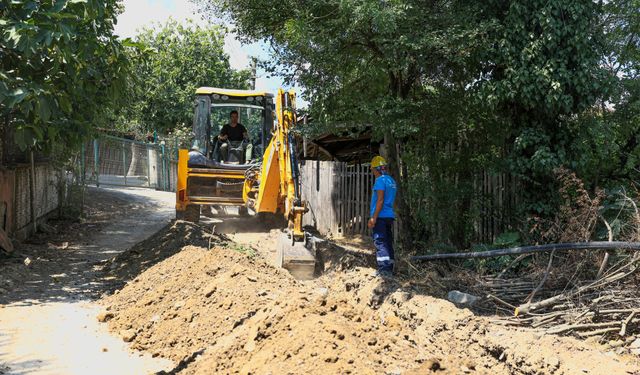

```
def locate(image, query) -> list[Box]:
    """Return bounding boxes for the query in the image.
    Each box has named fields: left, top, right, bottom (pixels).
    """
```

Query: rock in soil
left=97, top=311, right=114, bottom=323
left=120, top=329, right=137, bottom=343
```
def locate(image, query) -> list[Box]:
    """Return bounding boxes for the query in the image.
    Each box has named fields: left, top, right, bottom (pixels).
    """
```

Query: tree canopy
left=0, top=0, right=129, bottom=155
left=115, top=19, right=251, bottom=134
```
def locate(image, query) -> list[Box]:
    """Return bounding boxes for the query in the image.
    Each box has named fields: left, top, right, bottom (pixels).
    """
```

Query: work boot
left=374, top=270, right=393, bottom=278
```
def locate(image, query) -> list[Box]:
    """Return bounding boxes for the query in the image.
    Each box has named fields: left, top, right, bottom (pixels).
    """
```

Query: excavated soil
left=100, top=220, right=226, bottom=290
left=100, top=223, right=640, bottom=375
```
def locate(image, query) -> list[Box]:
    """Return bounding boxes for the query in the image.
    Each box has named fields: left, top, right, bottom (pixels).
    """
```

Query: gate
left=80, top=135, right=174, bottom=191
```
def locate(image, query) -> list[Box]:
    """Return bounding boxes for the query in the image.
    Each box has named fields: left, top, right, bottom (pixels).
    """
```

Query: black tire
left=183, top=204, right=200, bottom=223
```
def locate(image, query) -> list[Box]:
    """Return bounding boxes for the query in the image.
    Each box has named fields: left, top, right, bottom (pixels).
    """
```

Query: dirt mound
left=101, top=220, right=226, bottom=288
left=100, top=241, right=639, bottom=374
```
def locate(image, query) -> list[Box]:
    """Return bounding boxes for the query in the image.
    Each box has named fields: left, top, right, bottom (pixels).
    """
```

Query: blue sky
left=115, top=0, right=307, bottom=107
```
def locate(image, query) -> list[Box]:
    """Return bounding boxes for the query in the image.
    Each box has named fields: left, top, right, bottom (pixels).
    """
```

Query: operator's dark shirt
left=220, top=123, right=247, bottom=142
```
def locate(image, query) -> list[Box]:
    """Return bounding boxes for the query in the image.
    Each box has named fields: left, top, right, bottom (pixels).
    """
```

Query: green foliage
left=114, top=20, right=251, bottom=134
left=0, top=0, right=129, bottom=154
left=493, top=232, right=520, bottom=248
left=225, top=242, right=257, bottom=258
left=462, top=232, right=522, bottom=274
left=474, top=0, right=612, bottom=216
left=479, top=0, right=607, bottom=119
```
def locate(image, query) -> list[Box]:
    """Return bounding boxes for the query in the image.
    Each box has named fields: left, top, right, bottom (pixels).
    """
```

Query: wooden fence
left=301, top=161, right=376, bottom=238
left=0, top=163, right=63, bottom=240
left=474, top=170, right=521, bottom=244
left=300, top=160, right=520, bottom=244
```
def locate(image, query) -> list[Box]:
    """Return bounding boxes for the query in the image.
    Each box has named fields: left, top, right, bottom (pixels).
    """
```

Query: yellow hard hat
left=371, top=155, right=387, bottom=168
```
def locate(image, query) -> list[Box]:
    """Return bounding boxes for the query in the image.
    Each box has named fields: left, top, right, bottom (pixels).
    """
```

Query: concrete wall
left=0, top=163, right=62, bottom=240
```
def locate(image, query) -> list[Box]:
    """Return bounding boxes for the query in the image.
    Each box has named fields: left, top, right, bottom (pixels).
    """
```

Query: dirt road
left=0, top=187, right=175, bottom=375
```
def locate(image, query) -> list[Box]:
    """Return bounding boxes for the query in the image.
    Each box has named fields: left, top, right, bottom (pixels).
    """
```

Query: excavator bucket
left=275, top=232, right=316, bottom=280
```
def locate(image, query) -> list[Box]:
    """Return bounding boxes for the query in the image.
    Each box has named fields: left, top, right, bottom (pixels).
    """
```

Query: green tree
left=476, top=0, right=611, bottom=215
left=596, top=0, right=640, bottom=184
left=116, top=19, right=251, bottom=134
left=0, top=0, right=129, bottom=158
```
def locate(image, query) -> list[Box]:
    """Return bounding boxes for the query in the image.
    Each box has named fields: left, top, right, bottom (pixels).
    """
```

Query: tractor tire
left=183, top=204, right=200, bottom=223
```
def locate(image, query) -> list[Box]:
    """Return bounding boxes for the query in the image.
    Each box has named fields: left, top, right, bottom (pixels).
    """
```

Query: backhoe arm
left=243, top=89, right=306, bottom=241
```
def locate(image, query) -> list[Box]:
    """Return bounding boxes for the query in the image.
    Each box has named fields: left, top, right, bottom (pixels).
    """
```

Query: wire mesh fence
left=79, top=135, right=177, bottom=191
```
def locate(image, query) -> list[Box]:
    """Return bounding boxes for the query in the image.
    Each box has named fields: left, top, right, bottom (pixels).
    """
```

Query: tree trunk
left=2, top=113, right=16, bottom=165
left=384, top=130, right=413, bottom=252
left=127, top=142, right=138, bottom=176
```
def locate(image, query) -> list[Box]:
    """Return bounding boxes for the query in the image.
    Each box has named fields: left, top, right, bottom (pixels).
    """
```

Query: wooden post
left=93, top=139, right=100, bottom=187
left=29, top=150, right=37, bottom=234
left=122, top=141, right=127, bottom=186
left=161, top=142, right=167, bottom=191
left=356, top=164, right=363, bottom=233
left=347, top=165, right=353, bottom=235
left=81, top=142, right=86, bottom=185
left=316, top=158, right=320, bottom=192
left=147, top=144, right=152, bottom=188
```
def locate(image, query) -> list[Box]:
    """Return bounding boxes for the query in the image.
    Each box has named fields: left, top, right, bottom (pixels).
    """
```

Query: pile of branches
left=479, top=250, right=640, bottom=347
left=485, top=170, right=640, bottom=345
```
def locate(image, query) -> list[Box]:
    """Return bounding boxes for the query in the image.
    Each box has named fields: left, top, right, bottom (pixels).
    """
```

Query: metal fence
left=80, top=135, right=177, bottom=191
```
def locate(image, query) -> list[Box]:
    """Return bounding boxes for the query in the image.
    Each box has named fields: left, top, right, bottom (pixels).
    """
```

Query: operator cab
left=188, top=87, right=274, bottom=169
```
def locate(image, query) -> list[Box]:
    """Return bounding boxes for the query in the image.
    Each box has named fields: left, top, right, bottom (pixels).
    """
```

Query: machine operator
left=218, top=110, right=253, bottom=163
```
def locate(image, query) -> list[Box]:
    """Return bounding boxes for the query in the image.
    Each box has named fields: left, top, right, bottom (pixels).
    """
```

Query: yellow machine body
left=175, top=149, right=246, bottom=210
left=176, top=87, right=274, bottom=219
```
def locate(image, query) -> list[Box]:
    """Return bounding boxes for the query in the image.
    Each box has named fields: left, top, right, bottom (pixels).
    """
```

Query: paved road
left=0, top=187, right=175, bottom=375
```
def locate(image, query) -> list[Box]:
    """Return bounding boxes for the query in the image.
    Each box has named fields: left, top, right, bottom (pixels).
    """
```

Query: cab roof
left=195, top=87, right=273, bottom=98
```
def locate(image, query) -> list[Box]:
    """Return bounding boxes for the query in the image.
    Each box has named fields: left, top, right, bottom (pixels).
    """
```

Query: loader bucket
left=275, top=232, right=316, bottom=280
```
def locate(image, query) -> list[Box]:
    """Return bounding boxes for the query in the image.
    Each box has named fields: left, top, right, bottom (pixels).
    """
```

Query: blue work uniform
left=370, top=174, right=397, bottom=272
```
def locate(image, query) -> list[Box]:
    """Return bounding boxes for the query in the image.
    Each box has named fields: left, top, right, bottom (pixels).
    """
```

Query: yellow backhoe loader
left=176, top=87, right=315, bottom=279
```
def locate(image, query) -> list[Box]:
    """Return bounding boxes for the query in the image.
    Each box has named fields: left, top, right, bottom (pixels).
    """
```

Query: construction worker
left=218, top=110, right=252, bottom=163
left=367, top=155, right=397, bottom=276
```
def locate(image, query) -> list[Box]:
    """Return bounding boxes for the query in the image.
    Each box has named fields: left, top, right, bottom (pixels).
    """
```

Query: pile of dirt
left=101, top=220, right=226, bottom=288
left=100, top=241, right=640, bottom=374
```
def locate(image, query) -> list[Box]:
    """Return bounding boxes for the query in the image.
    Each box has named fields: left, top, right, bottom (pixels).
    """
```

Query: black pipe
left=410, top=241, right=640, bottom=262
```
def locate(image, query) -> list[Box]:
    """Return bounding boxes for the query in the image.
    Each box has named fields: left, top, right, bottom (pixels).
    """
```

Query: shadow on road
left=0, top=186, right=175, bottom=306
